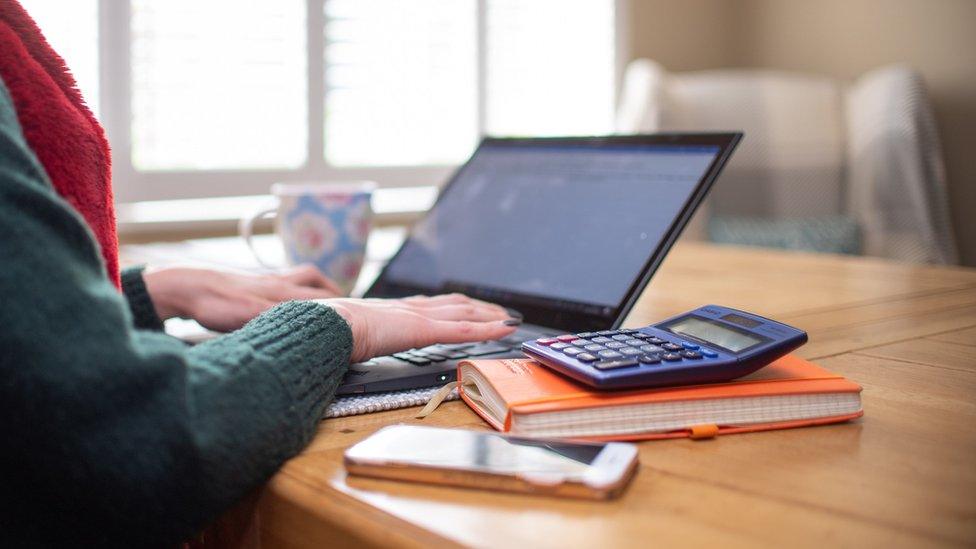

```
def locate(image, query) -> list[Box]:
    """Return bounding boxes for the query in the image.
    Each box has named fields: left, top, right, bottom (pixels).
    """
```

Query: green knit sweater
left=0, top=78, right=353, bottom=546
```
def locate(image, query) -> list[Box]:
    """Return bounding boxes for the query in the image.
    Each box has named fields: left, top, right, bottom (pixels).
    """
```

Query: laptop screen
left=369, top=135, right=739, bottom=330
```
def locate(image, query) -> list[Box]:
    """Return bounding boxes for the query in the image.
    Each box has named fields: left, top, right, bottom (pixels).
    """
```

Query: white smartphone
left=344, top=425, right=639, bottom=500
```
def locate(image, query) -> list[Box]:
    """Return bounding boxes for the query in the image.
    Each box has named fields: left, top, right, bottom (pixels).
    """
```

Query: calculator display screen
left=666, top=316, right=764, bottom=353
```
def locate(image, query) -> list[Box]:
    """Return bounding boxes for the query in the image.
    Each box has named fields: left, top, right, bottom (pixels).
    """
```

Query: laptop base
left=337, top=326, right=555, bottom=395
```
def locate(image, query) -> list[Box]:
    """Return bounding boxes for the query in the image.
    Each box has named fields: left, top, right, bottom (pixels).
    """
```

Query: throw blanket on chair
left=616, top=59, right=959, bottom=264
left=0, top=0, right=119, bottom=287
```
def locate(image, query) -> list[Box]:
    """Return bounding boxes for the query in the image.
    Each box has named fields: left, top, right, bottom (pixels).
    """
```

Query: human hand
left=316, top=293, right=520, bottom=363
left=143, top=265, right=343, bottom=332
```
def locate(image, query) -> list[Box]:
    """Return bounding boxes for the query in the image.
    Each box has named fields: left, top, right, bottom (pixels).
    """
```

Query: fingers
left=424, top=319, right=518, bottom=344
left=415, top=303, right=512, bottom=323
left=401, top=293, right=468, bottom=305
left=281, top=265, right=344, bottom=295
left=400, top=293, right=510, bottom=317
left=330, top=297, right=521, bottom=361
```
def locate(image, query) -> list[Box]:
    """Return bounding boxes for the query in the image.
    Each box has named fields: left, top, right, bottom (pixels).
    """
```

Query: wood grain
left=125, top=241, right=976, bottom=547
left=856, top=338, right=976, bottom=372
left=926, top=326, right=976, bottom=347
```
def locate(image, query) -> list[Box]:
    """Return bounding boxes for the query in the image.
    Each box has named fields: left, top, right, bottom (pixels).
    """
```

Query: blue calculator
left=521, top=305, right=807, bottom=390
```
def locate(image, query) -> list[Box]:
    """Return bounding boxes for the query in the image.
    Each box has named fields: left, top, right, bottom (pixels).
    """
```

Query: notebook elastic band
left=689, top=424, right=720, bottom=439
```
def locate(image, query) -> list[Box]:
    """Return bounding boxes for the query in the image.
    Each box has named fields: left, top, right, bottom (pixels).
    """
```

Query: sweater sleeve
left=0, top=80, right=352, bottom=546
left=120, top=265, right=166, bottom=330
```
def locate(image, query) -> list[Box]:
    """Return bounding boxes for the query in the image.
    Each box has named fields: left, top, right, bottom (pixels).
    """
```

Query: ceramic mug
left=239, top=182, right=375, bottom=293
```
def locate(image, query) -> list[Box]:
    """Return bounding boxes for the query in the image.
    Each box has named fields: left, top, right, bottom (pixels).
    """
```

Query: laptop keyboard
left=380, top=329, right=541, bottom=366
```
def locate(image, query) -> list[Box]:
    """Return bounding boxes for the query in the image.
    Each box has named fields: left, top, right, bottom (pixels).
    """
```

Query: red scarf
left=0, top=0, right=120, bottom=288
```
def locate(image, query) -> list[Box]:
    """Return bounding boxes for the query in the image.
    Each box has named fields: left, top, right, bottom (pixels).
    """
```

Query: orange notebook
left=456, top=355, right=862, bottom=441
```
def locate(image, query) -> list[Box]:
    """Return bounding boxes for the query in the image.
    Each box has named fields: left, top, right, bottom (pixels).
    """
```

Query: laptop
left=338, top=133, right=742, bottom=395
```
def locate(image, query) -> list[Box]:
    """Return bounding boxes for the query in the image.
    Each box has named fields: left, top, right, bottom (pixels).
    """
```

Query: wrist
left=313, top=299, right=366, bottom=361
left=312, top=299, right=354, bottom=330
left=142, top=267, right=191, bottom=320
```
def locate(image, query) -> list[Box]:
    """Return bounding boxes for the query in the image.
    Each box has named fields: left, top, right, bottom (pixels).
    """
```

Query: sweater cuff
left=120, top=266, right=165, bottom=331
left=235, top=300, right=353, bottom=423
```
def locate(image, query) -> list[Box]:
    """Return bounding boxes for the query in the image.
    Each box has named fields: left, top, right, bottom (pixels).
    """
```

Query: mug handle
left=238, top=206, right=279, bottom=269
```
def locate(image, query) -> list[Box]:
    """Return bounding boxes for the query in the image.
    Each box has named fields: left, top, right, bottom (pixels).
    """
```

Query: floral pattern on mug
left=282, top=191, right=372, bottom=292
left=343, top=202, right=371, bottom=246
left=287, top=211, right=339, bottom=260
left=320, top=194, right=355, bottom=208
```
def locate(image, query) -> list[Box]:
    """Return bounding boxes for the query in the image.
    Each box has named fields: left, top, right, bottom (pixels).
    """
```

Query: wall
left=628, top=0, right=976, bottom=266
left=628, top=0, right=745, bottom=71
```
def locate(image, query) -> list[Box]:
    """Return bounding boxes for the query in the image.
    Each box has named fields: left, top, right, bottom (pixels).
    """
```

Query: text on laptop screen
left=381, top=143, right=721, bottom=312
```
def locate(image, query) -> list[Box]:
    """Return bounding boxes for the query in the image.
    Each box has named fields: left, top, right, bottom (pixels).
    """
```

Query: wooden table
left=189, top=242, right=976, bottom=548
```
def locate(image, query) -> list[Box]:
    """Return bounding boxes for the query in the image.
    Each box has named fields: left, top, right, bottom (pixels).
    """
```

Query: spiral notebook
left=324, top=385, right=459, bottom=418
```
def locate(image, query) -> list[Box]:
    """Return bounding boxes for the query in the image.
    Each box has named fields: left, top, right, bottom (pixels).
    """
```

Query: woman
left=0, top=2, right=518, bottom=546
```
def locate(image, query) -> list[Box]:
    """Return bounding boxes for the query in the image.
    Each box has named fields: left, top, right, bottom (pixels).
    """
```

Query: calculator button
left=681, top=350, right=703, bottom=360
left=647, top=337, right=667, bottom=345
left=591, top=336, right=612, bottom=344
left=570, top=339, right=590, bottom=347
left=605, top=341, right=627, bottom=349
left=611, top=334, right=631, bottom=341
left=556, top=335, right=577, bottom=342
left=662, top=343, right=683, bottom=352
left=575, top=332, right=596, bottom=338
left=597, top=350, right=623, bottom=360
left=681, top=342, right=700, bottom=350
left=550, top=342, right=570, bottom=351
left=661, top=352, right=683, bottom=362
left=584, top=344, right=605, bottom=352
left=619, top=347, right=642, bottom=356
left=597, top=330, right=618, bottom=336
left=632, top=333, right=654, bottom=340
left=619, top=329, right=639, bottom=335
left=404, top=356, right=431, bottom=365
left=576, top=353, right=598, bottom=363
left=593, top=358, right=640, bottom=370
left=623, top=339, right=644, bottom=347
left=563, top=347, right=584, bottom=356
left=638, top=353, right=662, bottom=364
left=640, top=344, right=664, bottom=354
left=700, top=349, right=719, bottom=358
left=535, top=338, right=558, bottom=346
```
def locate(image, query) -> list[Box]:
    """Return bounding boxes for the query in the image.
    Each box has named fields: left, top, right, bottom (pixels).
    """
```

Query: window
left=130, top=1, right=308, bottom=171
left=324, top=0, right=478, bottom=167
left=18, top=0, right=622, bottom=203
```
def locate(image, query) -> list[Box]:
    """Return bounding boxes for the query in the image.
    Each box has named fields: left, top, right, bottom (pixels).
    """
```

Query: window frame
left=97, top=0, right=629, bottom=204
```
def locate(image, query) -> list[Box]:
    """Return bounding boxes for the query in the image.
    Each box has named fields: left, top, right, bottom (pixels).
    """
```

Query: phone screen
left=347, top=426, right=608, bottom=478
